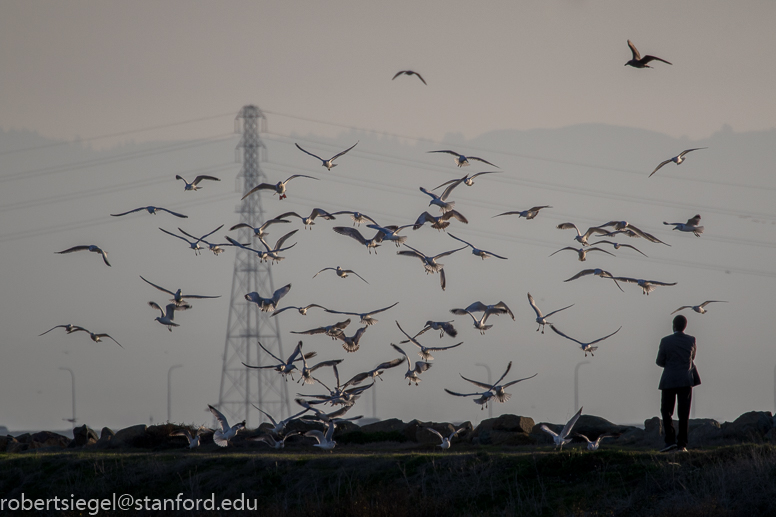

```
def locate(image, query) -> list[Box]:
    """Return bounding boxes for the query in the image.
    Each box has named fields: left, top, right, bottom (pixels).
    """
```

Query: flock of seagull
left=41, top=42, right=725, bottom=452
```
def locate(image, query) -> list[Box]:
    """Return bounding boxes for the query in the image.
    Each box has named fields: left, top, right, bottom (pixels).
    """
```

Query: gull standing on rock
left=649, top=148, right=707, bottom=177
left=549, top=325, right=621, bottom=357
left=541, top=407, right=583, bottom=450
left=527, top=293, right=574, bottom=333
left=671, top=300, right=727, bottom=315
left=427, top=150, right=499, bottom=168
left=56, top=245, right=111, bottom=267
left=295, top=141, right=358, bottom=170
left=207, top=404, right=245, bottom=447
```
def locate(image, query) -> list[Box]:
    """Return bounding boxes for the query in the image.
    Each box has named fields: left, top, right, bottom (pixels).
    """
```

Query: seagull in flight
left=176, top=174, right=220, bottom=191
left=148, top=301, right=185, bottom=331
left=323, top=302, right=399, bottom=326
left=397, top=243, right=466, bottom=291
left=556, top=222, right=609, bottom=246
left=253, top=404, right=310, bottom=433
left=590, top=240, right=648, bottom=257
left=612, top=276, right=677, bottom=295
left=424, top=427, right=465, bottom=450
left=277, top=208, right=338, bottom=230
left=159, top=224, right=224, bottom=256
left=291, top=318, right=351, bottom=339
left=395, top=320, right=462, bottom=360
left=207, top=404, right=245, bottom=447
left=366, top=223, right=412, bottom=247
left=391, top=343, right=433, bottom=386
left=549, top=246, right=614, bottom=262
left=332, top=226, right=384, bottom=254
left=671, top=300, right=727, bottom=315
left=625, top=40, right=672, bottom=68
left=549, top=325, right=621, bottom=357
left=140, top=276, right=220, bottom=307
left=427, top=150, right=499, bottom=168
left=244, top=283, right=291, bottom=312
left=241, top=340, right=315, bottom=381
left=271, top=303, right=328, bottom=317
left=448, top=233, right=507, bottom=260
left=433, top=171, right=501, bottom=191
left=297, top=354, right=343, bottom=386
left=493, top=206, right=552, bottom=220
left=241, top=174, right=317, bottom=200
left=170, top=427, right=208, bottom=449
left=596, top=220, right=669, bottom=245
left=333, top=326, right=369, bottom=353
left=304, top=421, right=338, bottom=451
left=412, top=210, right=468, bottom=232
left=459, top=361, right=538, bottom=402
left=664, top=214, right=704, bottom=237
left=649, top=148, right=707, bottom=177
left=226, top=229, right=298, bottom=263
left=111, top=206, right=187, bottom=218
left=341, top=356, right=405, bottom=387
left=295, top=141, right=359, bottom=170
left=250, top=431, right=301, bottom=449
left=527, top=293, right=573, bottom=333
left=419, top=186, right=456, bottom=214
left=56, top=245, right=111, bottom=267
left=392, top=70, right=427, bottom=85
left=444, top=388, right=495, bottom=410
left=70, top=326, right=123, bottom=348
left=313, top=266, right=369, bottom=283
left=576, top=433, right=615, bottom=451
left=541, top=407, right=583, bottom=450
left=564, top=268, right=623, bottom=292
left=402, top=320, right=458, bottom=339
left=330, top=211, right=377, bottom=227
left=229, top=217, right=290, bottom=240
left=38, top=324, right=80, bottom=337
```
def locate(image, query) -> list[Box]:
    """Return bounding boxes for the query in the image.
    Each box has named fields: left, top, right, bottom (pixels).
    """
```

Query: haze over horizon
left=1, top=1, right=775, bottom=433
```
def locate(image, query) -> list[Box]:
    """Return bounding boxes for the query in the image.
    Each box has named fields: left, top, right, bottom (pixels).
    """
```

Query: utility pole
left=217, top=106, right=289, bottom=426
left=59, top=367, right=76, bottom=426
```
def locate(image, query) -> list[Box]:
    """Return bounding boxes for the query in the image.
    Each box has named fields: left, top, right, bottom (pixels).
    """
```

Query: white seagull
left=493, top=206, right=552, bottom=220
left=304, top=421, right=338, bottom=451
left=451, top=301, right=515, bottom=321
left=671, top=300, right=727, bottom=315
left=176, top=174, right=220, bottom=191
left=271, top=303, right=328, bottom=317
left=391, top=343, right=433, bottom=386
left=313, top=266, right=369, bottom=284
left=395, top=320, right=463, bottom=360
left=244, top=283, right=291, bottom=312
left=649, top=148, right=707, bottom=177
left=241, top=174, right=317, bottom=201
left=253, top=404, right=310, bottom=434
left=70, top=326, right=123, bottom=348
left=612, top=276, right=677, bottom=295
left=527, top=293, right=574, bottom=333
left=207, top=404, right=245, bottom=447
left=541, top=407, right=583, bottom=450
left=176, top=225, right=226, bottom=255
left=324, top=302, right=399, bottom=326
left=664, top=214, right=704, bottom=237
left=39, top=324, right=80, bottom=336
left=277, top=208, right=337, bottom=230
left=365, top=223, right=412, bottom=247
left=433, top=171, right=501, bottom=191
left=392, top=70, right=426, bottom=85
left=427, top=150, right=499, bottom=168
left=576, top=433, right=615, bottom=451
left=330, top=211, right=377, bottom=227
left=419, top=186, right=456, bottom=214
left=404, top=320, right=458, bottom=339
left=241, top=340, right=315, bottom=381
left=297, top=354, right=343, bottom=386
left=556, top=222, right=609, bottom=246
left=397, top=243, right=466, bottom=291
left=549, top=246, right=614, bottom=262
left=170, top=427, right=208, bottom=449
left=148, top=301, right=184, bottom=331
left=111, top=206, right=187, bottom=218
left=56, top=245, right=111, bottom=267
left=332, top=226, right=384, bottom=254
left=590, top=240, right=648, bottom=257
left=333, top=326, right=369, bottom=353
left=412, top=210, right=468, bottom=232
left=444, top=388, right=496, bottom=410
left=448, top=233, right=507, bottom=260
left=295, top=141, right=358, bottom=170
left=226, top=229, right=298, bottom=263
left=291, top=318, right=351, bottom=340
left=459, top=360, right=538, bottom=403
left=549, top=325, right=621, bottom=357
left=423, top=427, right=465, bottom=450
left=229, top=217, right=291, bottom=240
left=596, top=221, right=669, bottom=245
left=159, top=224, right=223, bottom=256
left=564, top=268, right=623, bottom=292
left=140, top=276, right=220, bottom=307
left=342, top=357, right=405, bottom=387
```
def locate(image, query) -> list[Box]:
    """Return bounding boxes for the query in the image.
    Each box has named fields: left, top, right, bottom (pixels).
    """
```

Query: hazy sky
left=1, top=1, right=775, bottom=433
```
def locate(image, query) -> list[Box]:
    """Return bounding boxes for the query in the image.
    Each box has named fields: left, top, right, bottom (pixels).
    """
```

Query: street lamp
left=574, top=361, right=590, bottom=412
left=59, top=367, right=76, bottom=426
left=168, top=364, right=183, bottom=422
left=475, top=363, right=493, bottom=419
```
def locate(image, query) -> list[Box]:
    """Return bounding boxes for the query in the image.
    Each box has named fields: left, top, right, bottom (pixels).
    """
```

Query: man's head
left=673, top=314, right=687, bottom=333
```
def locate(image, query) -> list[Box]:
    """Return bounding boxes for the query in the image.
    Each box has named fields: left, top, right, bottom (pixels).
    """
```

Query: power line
left=0, top=111, right=236, bottom=156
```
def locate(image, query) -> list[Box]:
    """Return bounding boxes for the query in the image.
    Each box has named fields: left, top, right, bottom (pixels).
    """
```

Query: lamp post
left=574, top=361, right=590, bottom=412
left=168, top=364, right=183, bottom=422
left=59, top=367, right=76, bottom=426
left=475, top=363, right=493, bottom=419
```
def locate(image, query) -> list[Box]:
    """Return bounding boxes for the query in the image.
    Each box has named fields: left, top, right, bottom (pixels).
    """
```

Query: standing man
left=656, top=314, right=700, bottom=452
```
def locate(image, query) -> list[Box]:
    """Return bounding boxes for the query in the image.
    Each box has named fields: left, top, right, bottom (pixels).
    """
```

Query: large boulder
left=96, top=427, right=115, bottom=447
left=688, top=419, right=722, bottom=445
left=359, top=418, right=406, bottom=434
left=574, top=415, right=626, bottom=439
left=71, top=425, right=99, bottom=447
left=473, top=414, right=535, bottom=446
left=722, top=411, right=774, bottom=442
left=109, top=424, right=148, bottom=448
left=0, top=435, right=11, bottom=452
left=29, top=431, right=70, bottom=450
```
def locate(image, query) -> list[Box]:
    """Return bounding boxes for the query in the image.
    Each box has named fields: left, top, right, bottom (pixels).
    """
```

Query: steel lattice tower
left=217, top=105, right=290, bottom=425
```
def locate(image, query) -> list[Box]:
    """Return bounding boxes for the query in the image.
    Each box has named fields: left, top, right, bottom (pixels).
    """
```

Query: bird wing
left=527, top=293, right=543, bottom=318
left=110, top=207, right=145, bottom=217
left=333, top=226, right=368, bottom=245
left=251, top=404, right=278, bottom=426
left=139, top=276, right=175, bottom=296
left=560, top=407, right=584, bottom=440
left=627, top=40, right=641, bottom=60
left=56, top=245, right=92, bottom=254
left=467, top=156, right=499, bottom=168
left=38, top=324, right=69, bottom=336
left=310, top=208, right=336, bottom=220
left=501, top=373, right=539, bottom=388
left=556, top=222, right=581, bottom=235
left=313, top=267, right=334, bottom=278
left=424, top=427, right=444, bottom=440
left=347, top=270, right=369, bottom=284
left=442, top=210, right=468, bottom=224
left=413, top=361, right=432, bottom=374
left=418, top=186, right=440, bottom=201
left=588, top=326, right=622, bottom=345
left=98, top=334, right=122, bottom=348
left=159, top=227, right=194, bottom=244
left=425, top=341, right=463, bottom=352
left=642, top=55, right=672, bottom=66
left=493, top=301, right=514, bottom=320
left=271, top=283, right=292, bottom=304
left=208, top=405, right=230, bottom=432
left=390, top=343, right=410, bottom=363
left=540, top=424, right=559, bottom=438
left=447, top=233, right=473, bottom=249
left=285, top=174, right=318, bottom=184
left=432, top=246, right=467, bottom=260
left=549, top=246, right=580, bottom=258
left=549, top=325, right=584, bottom=346
left=157, top=207, right=188, bottom=218
left=148, top=301, right=164, bottom=316
left=563, top=269, right=596, bottom=282
left=671, top=306, right=691, bottom=314
left=679, top=147, right=707, bottom=157
left=686, top=214, right=702, bottom=226
left=413, top=211, right=438, bottom=229
left=241, top=183, right=275, bottom=200
left=543, top=303, right=574, bottom=319
left=257, top=341, right=284, bottom=364
left=295, top=143, right=325, bottom=162
left=364, top=301, right=399, bottom=316
left=192, top=175, right=220, bottom=185
left=439, top=268, right=446, bottom=291
left=444, top=388, right=486, bottom=398
left=439, top=178, right=465, bottom=200
left=330, top=141, right=359, bottom=161
left=272, top=230, right=299, bottom=251
left=459, top=374, right=493, bottom=391
left=649, top=159, right=673, bottom=177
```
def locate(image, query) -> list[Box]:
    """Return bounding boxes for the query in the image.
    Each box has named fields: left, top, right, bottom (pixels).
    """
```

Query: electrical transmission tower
left=217, top=105, right=290, bottom=425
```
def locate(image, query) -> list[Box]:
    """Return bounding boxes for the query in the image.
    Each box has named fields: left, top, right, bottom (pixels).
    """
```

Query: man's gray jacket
left=656, top=331, right=697, bottom=390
